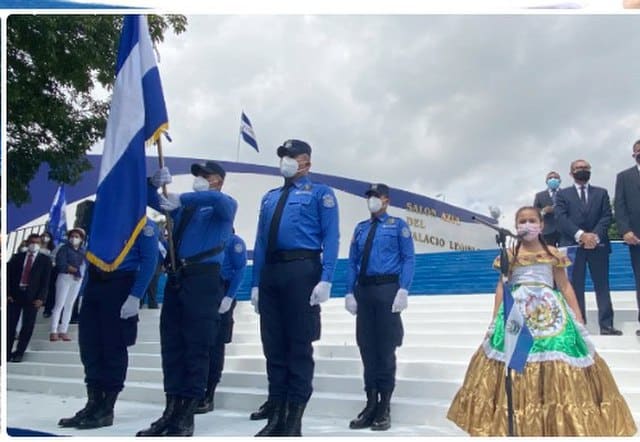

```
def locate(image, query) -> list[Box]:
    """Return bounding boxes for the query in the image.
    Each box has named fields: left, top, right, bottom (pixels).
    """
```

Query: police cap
left=364, top=183, right=390, bottom=198
left=276, top=139, right=312, bottom=158
left=191, top=161, right=226, bottom=179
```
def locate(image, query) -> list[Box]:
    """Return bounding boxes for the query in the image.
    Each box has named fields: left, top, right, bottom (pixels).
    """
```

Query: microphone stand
left=471, top=216, right=518, bottom=436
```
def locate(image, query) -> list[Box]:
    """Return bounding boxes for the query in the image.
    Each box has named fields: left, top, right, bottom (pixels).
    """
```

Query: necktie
left=580, top=185, right=587, bottom=205
left=358, top=218, right=379, bottom=281
left=550, top=189, right=557, bottom=205
left=266, top=181, right=294, bottom=258
left=20, top=253, right=34, bottom=286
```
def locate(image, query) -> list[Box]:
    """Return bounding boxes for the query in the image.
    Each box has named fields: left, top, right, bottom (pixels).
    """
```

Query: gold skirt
left=447, top=348, right=637, bottom=436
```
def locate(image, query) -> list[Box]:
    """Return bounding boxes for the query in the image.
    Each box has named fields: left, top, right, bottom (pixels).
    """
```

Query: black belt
left=267, top=249, right=321, bottom=264
left=177, top=262, right=221, bottom=278
left=358, top=274, right=399, bottom=286
left=89, top=267, right=136, bottom=281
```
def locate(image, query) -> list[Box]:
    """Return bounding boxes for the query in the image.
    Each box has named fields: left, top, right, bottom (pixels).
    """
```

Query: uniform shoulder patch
left=143, top=225, right=155, bottom=237
left=234, top=242, right=244, bottom=253
left=401, top=226, right=411, bottom=238
left=322, top=194, right=336, bottom=208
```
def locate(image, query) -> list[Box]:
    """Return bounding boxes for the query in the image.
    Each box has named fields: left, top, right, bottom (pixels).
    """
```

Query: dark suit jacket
left=554, top=184, right=613, bottom=252
left=533, top=189, right=558, bottom=236
left=614, top=166, right=640, bottom=238
left=7, top=251, right=53, bottom=303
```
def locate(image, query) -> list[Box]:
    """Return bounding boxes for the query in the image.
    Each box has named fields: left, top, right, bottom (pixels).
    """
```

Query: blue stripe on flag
left=87, top=14, right=168, bottom=271
left=240, top=111, right=259, bottom=152
left=503, top=281, right=534, bottom=373
left=142, top=67, right=169, bottom=143
left=115, top=16, right=139, bottom=75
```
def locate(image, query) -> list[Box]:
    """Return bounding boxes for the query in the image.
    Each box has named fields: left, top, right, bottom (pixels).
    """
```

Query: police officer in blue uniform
left=344, top=183, right=415, bottom=431
left=137, top=161, right=237, bottom=437
left=59, top=218, right=159, bottom=429
left=251, top=139, right=340, bottom=437
left=195, top=229, right=247, bottom=414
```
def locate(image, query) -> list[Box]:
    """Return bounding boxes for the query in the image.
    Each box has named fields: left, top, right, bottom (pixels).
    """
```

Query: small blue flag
left=47, top=185, right=67, bottom=244
left=503, top=281, right=534, bottom=373
left=240, top=111, right=259, bottom=152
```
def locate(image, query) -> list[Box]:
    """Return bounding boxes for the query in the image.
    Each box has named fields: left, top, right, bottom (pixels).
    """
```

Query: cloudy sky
left=101, top=14, right=639, bottom=227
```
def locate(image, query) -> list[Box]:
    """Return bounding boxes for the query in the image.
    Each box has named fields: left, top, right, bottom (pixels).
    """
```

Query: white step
left=8, top=291, right=640, bottom=435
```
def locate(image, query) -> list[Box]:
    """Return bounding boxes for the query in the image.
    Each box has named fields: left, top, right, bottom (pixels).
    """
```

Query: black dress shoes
left=635, top=329, right=640, bottom=337
left=9, top=353, right=24, bottom=363
left=600, top=326, right=623, bottom=336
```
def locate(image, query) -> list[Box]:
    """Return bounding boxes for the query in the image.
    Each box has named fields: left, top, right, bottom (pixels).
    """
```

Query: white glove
left=250, top=287, right=259, bottom=314
left=310, top=281, right=332, bottom=306
left=218, top=296, right=234, bottom=314
left=159, top=192, right=181, bottom=211
left=344, top=293, right=357, bottom=316
left=120, top=294, right=140, bottom=319
left=151, top=166, right=172, bottom=187
left=391, top=288, right=409, bottom=313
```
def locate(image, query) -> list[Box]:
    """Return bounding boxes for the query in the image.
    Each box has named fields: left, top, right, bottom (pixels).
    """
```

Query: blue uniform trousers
left=160, top=264, right=222, bottom=399
left=79, top=271, right=137, bottom=393
left=259, top=257, right=322, bottom=404
left=206, top=296, right=236, bottom=386
left=355, top=282, right=404, bottom=393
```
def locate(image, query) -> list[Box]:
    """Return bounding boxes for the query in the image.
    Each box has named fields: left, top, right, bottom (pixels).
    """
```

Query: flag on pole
left=86, top=15, right=168, bottom=271
left=47, top=185, right=67, bottom=244
left=240, top=111, right=259, bottom=152
left=502, top=281, right=534, bottom=373
left=559, top=245, right=578, bottom=281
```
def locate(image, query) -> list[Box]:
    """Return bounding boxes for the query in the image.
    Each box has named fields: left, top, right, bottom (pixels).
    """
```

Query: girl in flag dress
left=447, top=206, right=637, bottom=436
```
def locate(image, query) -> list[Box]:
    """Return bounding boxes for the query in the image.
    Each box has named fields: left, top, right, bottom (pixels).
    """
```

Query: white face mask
left=70, top=237, right=82, bottom=247
left=28, top=243, right=40, bottom=253
left=192, top=176, right=210, bottom=192
left=42, top=237, right=51, bottom=243
left=280, top=157, right=299, bottom=178
left=367, top=197, right=383, bottom=213
left=19, top=246, right=28, bottom=253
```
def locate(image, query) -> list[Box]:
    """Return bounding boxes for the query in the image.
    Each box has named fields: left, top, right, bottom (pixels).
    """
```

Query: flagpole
left=236, top=112, right=242, bottom=163
left=156, top=136, right=177, bottom=271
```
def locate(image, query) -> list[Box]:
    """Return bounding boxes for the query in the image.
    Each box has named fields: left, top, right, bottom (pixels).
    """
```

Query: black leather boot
left=58, top=385, right=103, bottom=427
left=282, top=401, right=307, bottom=437
left=250, top=400, right=272, bottom=420
left=254, top=400, right=287, bottom=437
left=371, top=391, right=392, bottom=431
left=349, top=389, right=378, bottom=429
left=76, top=390, right=119, bottom=429
left=166, top=397, right=199, bottom=437
left=195, top=383, right=216, bottom=414
left=136, top=394, right=178, bottom=436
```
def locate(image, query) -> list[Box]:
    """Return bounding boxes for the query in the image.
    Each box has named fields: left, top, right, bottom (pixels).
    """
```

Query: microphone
left=471, top=216, right=522, bottom=240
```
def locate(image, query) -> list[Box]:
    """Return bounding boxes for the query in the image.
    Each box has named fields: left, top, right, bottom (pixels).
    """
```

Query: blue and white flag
left=86, top=15, right=168, bottom=271
left=240, top=111, right=259, bottom=152
left=47, top=185, right=67, bottom=244
left=503, top=281, right=534, bottom=373
left=559, top=245, right=579, bottom=281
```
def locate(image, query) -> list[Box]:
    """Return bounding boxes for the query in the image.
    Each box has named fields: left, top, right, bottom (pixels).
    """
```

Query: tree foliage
left=7, top=15, right=187, bottom=206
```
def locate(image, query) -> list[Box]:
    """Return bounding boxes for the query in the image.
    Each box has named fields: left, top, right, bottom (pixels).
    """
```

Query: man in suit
left=533, top=170, right=562, bottom=246
left=555, top=159, right=622, bottom=335
left=7, top=233, right=53, bottom=362
left=614, top=139, right=640, bottom=337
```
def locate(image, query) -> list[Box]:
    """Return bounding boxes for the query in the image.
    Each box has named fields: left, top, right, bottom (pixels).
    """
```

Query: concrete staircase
left=7, top=292, right=640, bottom=435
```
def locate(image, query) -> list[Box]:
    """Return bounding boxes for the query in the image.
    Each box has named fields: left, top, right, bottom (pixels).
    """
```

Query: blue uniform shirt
left=346, top=212, right=415, bottom=292
left=221, top=234, right=247, bottom=299
left=118, top=218, right=160, bottom=298
left=148, top=185, right=238, bottom=266
left=252, top=175, right=340, bottom=286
